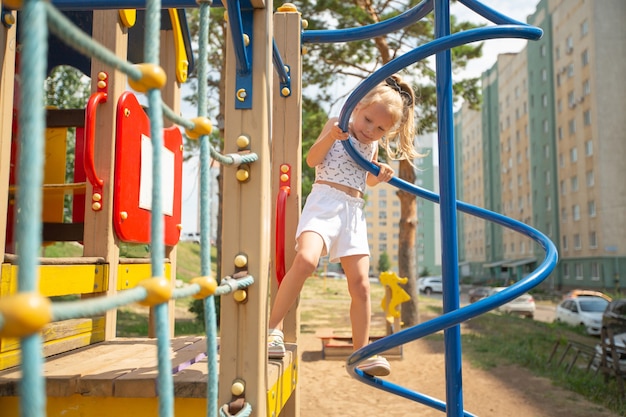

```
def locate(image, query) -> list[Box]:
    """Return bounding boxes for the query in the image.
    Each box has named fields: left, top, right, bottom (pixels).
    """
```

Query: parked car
left=591, top=332, right=626, bottom=373
left=554, top=296, right=610, bottom=335
left=468, top=286, right=491, bottom=303
left=489, top=287, right=536, bottom=318
left=602, top=298, right=626, bottom=335
left=320, top=271, right=345, bottom=279
left=562, top=289, right=612, bottom=302
left=418, top=276, right=442, bottom=295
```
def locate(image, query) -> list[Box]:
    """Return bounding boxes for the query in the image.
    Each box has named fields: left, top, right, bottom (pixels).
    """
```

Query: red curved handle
left=275, top=186, right=290, bottom=285
left=275, top=164, right=292, bottom=286
left=84, top=90, right=108, bottom=190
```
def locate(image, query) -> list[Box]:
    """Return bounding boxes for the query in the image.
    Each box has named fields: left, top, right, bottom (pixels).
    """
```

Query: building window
left=545, top=170, right=551, bottom=185
left=563, top=263, right=569, bottom=278
left=541, top=68, right=547, bottom=82
left=589, top=232, right=597, bottom=249
left=583, top=79, right=590, bottom=96
left=543, top=120, right=549, bottom=133
left=591, top=263, right=599, bottom=281
left=379, top=232, right=387, bottom=241
left=560, top=180, right=566, bottom=195
left=379, top=189, right=387, bottom=197
left=379, top=211, right=387, bottom=220
left=583, top=110, right=591, bottom=126
left=542, top=94, right=548, bottom=108
left=558, top=126, right=563, bottom=140
left=581, top=19, right=588, bottom=37
left=566, top=35, right=574, bottom=53
left=541, top=44, right=546, bottom=57
left=379, top=200, right=387, bottom=208
left=570, top=147, right=577, bottom=162
left=574, top=234, right=582, bottom=250
left=568, top=91, right=575, bottom=108
left=559, top=153, right=564, bottom=167
left=571, top=176, right=578, bottom=192
left=569, top=119, right=576, bottom=135
left=567, top=64, right=574, bottom=78
left=562, top=235, right=568, bottom=251
left=585, top=140, right=593, bottom=156
left=573, top=205, right=580, bottom=221
left=581, top=49, right=589, bottom=67
left=588, top=200, right=596, bottom=217
left=546, top=196, right=551, bottom=210
left=586, top=170, right=594, bottom=187
left=575, top=263, right=583, bottom=279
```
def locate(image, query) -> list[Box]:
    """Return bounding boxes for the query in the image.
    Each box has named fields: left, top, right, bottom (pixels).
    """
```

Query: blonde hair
left=358, top=74, right=423, bottom=162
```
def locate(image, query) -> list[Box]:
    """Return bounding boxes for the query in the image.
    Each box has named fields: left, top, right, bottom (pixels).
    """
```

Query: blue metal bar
left=272, top=39, right=291, bottom=96
left=459, top=0, right=529, bottom=26
left=225, top=0, right=251, bottom=75
left=302, top=0, right=433, bottom=44
left=335, top=13, right=552, bottom=416
left=433, top=0, right=463, bottom=414
left=337, top=25, right=541, bottom=129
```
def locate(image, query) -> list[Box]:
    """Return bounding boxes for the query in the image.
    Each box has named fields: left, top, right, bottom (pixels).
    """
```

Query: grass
left=426, top=305, right=626, bottom=415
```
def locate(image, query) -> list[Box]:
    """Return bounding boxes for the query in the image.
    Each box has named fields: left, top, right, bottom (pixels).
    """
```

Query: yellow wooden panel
left=0, top=317, right=105, bottom=370
left=267, top=356, right=298, bottom=417
left=0, top=396, right=206, bottom=417
left=117, top=263, right=171, bottom=290
left=1, top=263, right=108, bottom=297
left=43, top=126, right=67, bottom=224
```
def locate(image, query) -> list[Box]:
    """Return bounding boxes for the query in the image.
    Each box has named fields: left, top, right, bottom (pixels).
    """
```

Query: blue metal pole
left=434, top=1, right=463, bottom=416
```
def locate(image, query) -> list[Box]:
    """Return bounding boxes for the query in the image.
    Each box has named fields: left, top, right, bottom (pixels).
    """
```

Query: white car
left=418, top=276, right=442, bottom=295
left=554, top=296, right=610, bottom=336
left=490, top=287, right=536, bottom=319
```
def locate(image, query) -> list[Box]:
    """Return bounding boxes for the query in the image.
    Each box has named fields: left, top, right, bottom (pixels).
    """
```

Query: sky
left=179, top=0, right=541, bottom=234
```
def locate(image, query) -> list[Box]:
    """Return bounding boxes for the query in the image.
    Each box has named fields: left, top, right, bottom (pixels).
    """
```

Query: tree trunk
left=396, top=159, right=419, bottom=326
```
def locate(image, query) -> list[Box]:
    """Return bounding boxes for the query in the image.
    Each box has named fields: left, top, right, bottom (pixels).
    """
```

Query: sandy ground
left=296, top=332, right=620, bottom=417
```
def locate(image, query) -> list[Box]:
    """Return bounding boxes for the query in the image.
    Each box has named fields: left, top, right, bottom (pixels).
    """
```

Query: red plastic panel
left=113, top=92, right=182, bottom=245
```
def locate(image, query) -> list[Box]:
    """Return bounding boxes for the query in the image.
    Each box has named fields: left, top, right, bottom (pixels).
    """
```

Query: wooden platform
left=315, top=328, right=402, bottom=359
left=0, top=336, right=298, bottom=417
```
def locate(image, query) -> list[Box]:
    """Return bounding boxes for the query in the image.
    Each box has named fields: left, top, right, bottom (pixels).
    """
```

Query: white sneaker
left=268, top=329, right=286, bottom=359
left=358, top=355, right=391, bottom=376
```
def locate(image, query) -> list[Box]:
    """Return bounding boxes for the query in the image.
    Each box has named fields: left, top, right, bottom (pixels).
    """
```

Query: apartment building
left=454, top=0, right=625, bottom=291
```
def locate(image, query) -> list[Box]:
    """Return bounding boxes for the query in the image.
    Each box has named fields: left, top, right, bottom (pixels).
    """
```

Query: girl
left=268, top=74, right=421, bottom=376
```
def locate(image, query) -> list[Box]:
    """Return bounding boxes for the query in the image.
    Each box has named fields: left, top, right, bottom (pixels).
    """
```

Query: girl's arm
left=305, top=117, right=348, bottom=168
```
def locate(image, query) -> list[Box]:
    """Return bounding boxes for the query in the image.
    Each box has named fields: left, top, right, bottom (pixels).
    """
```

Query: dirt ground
left=296, top=332, right=620, bottom=417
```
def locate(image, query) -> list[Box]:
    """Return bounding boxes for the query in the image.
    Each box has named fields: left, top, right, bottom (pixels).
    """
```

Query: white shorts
left=296, top=183, right=370, bottom=263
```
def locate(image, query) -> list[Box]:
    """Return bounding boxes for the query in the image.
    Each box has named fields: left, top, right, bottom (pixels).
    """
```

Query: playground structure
left=0, top=1, right=558, bottom=417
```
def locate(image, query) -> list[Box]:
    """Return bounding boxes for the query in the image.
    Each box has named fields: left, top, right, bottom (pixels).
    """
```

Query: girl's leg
left=268, top=231, right=325, bottom=330
left=341, top=254, right=371, bottom=351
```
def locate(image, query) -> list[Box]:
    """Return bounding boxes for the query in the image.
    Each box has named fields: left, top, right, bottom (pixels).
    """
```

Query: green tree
left=377, top=251, right=391, bottom=274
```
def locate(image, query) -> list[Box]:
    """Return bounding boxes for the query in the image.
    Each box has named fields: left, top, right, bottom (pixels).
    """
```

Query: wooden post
left=272, top=7, right=303, bottom=417
left=219, top=2, right=273, bottom=415
left=0, top=12, right=16, bottom=260
left=83, top=10, right=128, bottom=340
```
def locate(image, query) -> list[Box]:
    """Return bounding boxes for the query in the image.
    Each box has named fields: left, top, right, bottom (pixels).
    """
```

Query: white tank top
left=315, top=135, right=377, bottom=193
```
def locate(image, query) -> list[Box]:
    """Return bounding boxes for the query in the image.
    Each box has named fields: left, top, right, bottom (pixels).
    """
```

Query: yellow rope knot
left=191, top=276, right=218, bottom=299
left=128, top=63, right=167, bottom=92
left=137, top=277, right=172, bottom=306
left=0, top=293, right=52, bottom=338
left=185, top=117, right=213, bottom=139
